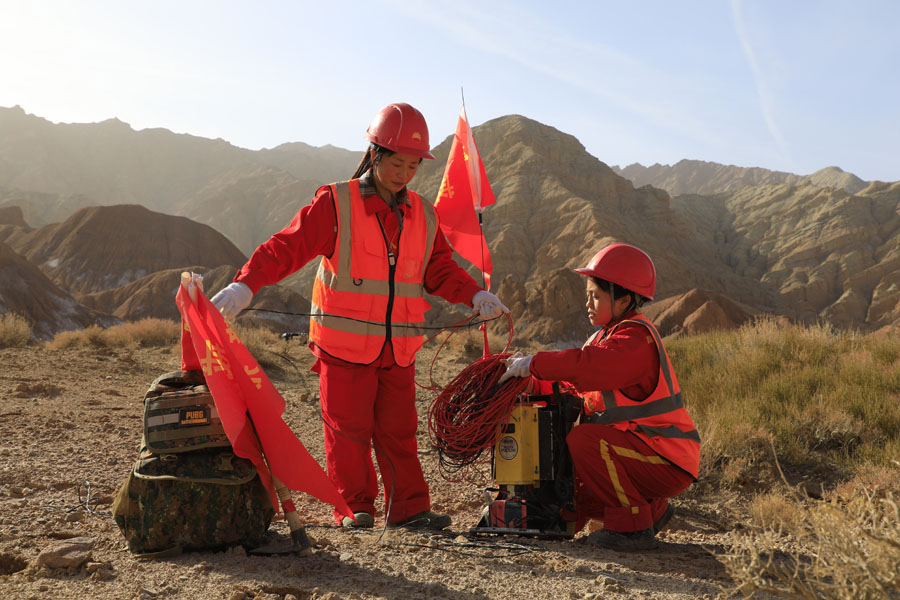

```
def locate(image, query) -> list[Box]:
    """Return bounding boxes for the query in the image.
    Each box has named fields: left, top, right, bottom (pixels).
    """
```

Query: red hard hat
left=364, top=103, right=434, bottom=159
left=574, top=243, right=656, bottom=300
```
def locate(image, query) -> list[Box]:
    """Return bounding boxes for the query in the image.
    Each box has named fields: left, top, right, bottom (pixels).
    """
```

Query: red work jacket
left=581, top=315, right=700, bottom=479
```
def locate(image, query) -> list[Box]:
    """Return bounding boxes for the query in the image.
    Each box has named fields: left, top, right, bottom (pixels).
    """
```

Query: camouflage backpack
left=112, top=370, right=274, bottom=557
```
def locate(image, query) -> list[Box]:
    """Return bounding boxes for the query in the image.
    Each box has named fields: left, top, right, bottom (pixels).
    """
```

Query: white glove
left=498, top=352, right=533, bottom=384
left=472, top=290, right=509, bottom=320
left=211, top=282, right=253, bottom=319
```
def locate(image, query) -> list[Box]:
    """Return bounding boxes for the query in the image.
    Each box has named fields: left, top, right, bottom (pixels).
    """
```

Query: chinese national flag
left=434, top=105, right=495, bottom=290
left=175, top=276, right=352, bottom=519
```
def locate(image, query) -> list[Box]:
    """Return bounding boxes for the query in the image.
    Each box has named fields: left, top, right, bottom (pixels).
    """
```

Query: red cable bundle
left=427, top=353, right=532, bottom=481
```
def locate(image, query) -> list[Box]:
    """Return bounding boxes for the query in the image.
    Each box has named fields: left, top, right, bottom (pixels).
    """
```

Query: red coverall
left=529, top=310, right=695, bottom=533
left=235, top=180, right=482, bottom=522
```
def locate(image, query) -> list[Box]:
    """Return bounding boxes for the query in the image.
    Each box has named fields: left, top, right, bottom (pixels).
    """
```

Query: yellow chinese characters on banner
left=244, top=365, right=263, bottom=390
left=200, top=339, right=233, bottom=379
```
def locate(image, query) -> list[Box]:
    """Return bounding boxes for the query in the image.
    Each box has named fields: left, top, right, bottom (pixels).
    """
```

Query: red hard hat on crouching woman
left=574, top=243, right=656, bottom=300
left=365, top=103, right=435, bottom=159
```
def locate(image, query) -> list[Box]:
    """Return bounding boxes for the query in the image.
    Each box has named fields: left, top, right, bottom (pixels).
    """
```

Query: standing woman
left=499, top=243, right=699, bottom=550
left=212, top=103, right=507, bottom=530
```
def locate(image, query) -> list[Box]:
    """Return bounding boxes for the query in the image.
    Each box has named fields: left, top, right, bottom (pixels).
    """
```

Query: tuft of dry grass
left=668, top=317, right=900, bottom=490
left=444, top=326, right=514, bottom=358
left=747, top=491, right=805, bottom=534
left=725, top=490, right=900, bottom=599
left=0, top=313, right=32, bottom=348
left=231, top=322, right=293, bottom=374
left=46, top=319, right=180, bottom=349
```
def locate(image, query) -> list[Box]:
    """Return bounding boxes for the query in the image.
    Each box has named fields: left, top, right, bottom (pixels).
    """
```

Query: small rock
left=575, top=564, right=592, bottom=574
left=284, top=595, right=299, bottom=600
left=90, top=565, right=116, bottom=581
left=65, top=511, right=85, bottom=523
left=35, top=537, right=95, bottom=569
left=192, top=561, right=211, bottom=572
left=85, top=562, right=104, bottom=574
left=339, top=552, right=352, bottom=562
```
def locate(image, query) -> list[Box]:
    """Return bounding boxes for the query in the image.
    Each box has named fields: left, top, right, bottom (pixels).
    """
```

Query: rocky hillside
left=670, top=182, right=900, bottom=329
left=0, top=106, right=358, bottom=254
left=0, top=242, right=118, bottom=338
left=0, top=204, right=248, bottom=295
left=641, top=289, right=757, bottom=338
left=613, top=159, right=868, bottom=196
left=76, top=264, right=310, bottom=332
left=411, top=116, right=766, bottom=344
left=1, top=106, right=897, bottom=342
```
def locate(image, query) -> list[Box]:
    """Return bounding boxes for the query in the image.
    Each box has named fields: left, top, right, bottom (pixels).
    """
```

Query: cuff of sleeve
left=462, top=281, right=484, bottom=308
left=234, top=273, right=262, bottom=296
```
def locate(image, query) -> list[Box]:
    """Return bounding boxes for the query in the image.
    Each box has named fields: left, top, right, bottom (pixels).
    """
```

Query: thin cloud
left=402, top=0, right=725, bottom=148
left=730, top=0, right=792, bottom=165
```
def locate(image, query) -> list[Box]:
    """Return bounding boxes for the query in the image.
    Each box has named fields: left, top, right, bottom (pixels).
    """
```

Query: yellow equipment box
left=494, top=404, right=542, bottom=486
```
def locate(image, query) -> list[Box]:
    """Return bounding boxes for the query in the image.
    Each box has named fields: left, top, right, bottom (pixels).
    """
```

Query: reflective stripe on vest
left=583, top=315, right=701, bottom=478
left=309, top=179, right=436, bottom=366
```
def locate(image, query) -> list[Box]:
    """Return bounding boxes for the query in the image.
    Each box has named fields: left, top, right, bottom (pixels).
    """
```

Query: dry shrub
left=104, top=318, right=180, bottom=347
left=834, top=463, right=900, bottom=499
left=232, top=323, right=287, bottom=373
left=47, top=325, right=106, bottom=349
left=436, top=326, right=512, bottom=359
left=0, top=312, right=32, bottom=348
left=716, top=425, right=778, bottom=490
left=725, top=491, right=900, bottom=599
left=47, top=320, right=179, bottom=349
left=747, top=492, right=805, bottom=534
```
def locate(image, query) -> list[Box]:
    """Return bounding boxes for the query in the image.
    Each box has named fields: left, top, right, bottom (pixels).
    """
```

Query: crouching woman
left=499, top=243, right=700, bottom=551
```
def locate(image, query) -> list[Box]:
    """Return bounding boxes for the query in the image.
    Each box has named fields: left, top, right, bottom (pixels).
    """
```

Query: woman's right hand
left=211, top=282, right=253, bottom=319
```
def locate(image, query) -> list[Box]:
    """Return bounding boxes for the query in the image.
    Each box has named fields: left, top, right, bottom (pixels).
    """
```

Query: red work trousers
left=313, top=353, right=430, bottom=524
left=566, top=424, right=694, bottom=533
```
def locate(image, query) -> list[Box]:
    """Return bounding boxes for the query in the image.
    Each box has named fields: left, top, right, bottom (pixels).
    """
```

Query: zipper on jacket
left=376, top=214, right=397, bottom=345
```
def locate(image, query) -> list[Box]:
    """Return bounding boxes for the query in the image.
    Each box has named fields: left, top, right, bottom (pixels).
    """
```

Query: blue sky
left=2, top=0, right=898, bottom=182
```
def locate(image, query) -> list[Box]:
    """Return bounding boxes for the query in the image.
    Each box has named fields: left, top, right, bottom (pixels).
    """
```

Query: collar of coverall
left=359, top=170, right=411, bottom=216
left=599, top=308, right=643, bottom=337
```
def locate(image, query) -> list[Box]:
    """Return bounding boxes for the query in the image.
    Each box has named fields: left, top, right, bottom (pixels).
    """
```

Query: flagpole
left=461, top=87, right=488, bottom=293
left=461, top=88, right=492, bottom=356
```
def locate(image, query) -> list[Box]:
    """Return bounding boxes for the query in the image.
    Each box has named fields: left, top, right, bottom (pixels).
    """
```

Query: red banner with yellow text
left=175, top=279, right=352, bottom=518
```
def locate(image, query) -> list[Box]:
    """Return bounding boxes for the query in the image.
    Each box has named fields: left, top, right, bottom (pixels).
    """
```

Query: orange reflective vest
left=309, top=179, right=437, bottom=367
left=582, top=315, right=700, bottom=479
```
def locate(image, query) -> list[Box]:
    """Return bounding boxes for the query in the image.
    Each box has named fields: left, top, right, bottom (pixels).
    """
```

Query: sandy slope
left=0, top=342, right=739, bottom=600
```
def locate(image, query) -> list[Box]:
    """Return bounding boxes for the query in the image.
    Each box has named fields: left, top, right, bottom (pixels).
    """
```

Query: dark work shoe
left=587, top=528, right=659, bottom=551
left=652, top=503, right=676, bottom=535
left=388, top=510, right=452, bottom=530
left=341, top=512, right=375, bottom=529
